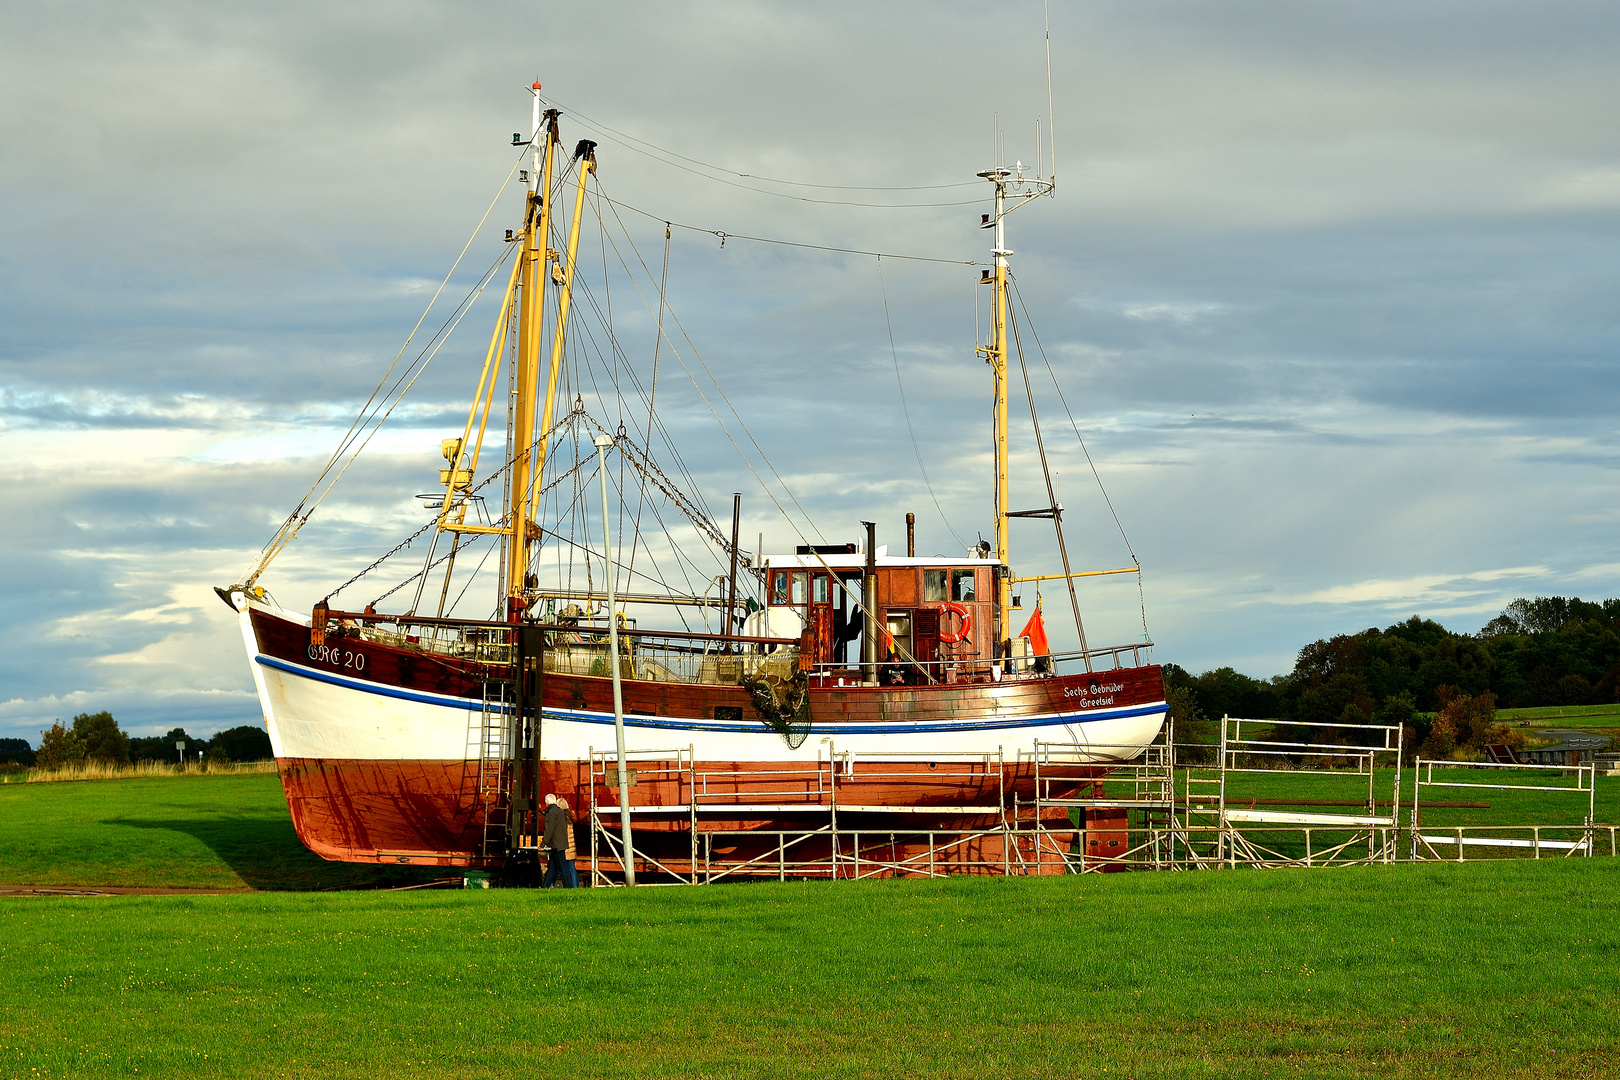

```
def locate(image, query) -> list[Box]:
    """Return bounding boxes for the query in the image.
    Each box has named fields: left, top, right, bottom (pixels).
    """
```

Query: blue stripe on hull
left=256, top=655, right=1164, bottom=736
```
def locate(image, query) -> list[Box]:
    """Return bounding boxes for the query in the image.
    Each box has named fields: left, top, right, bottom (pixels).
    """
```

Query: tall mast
left=527, top=138, right=597, bottom=533
left=980, top=166, right=1013, bottom=655
left=978, top=159, right=1052, bottom=656
left=506, top=84, right=560, bottom=620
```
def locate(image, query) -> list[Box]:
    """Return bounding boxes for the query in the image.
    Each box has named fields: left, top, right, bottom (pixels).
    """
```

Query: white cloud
left=1291, top=566, right=1554, bottom=608
left=3, top=1, right=1620, bottom=739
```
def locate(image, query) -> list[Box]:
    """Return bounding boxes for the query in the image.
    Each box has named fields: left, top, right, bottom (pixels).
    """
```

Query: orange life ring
left=938, top=602, right=972, bottom=645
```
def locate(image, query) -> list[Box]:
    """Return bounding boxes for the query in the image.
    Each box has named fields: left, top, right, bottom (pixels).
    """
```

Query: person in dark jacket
left=541, top=793, right=576, bottom=888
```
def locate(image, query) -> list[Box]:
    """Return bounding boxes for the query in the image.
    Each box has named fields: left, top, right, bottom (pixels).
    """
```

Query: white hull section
left=241, top=607, right=1166, bottom=765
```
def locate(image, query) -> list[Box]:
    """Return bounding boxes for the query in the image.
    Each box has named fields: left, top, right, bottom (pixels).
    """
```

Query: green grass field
left=3, top=772, right=1620, bottom=1076
left=0, top=773, right=445, bottom=891
left=3, top=766, right=1613, bottom=891
left=3, top=865, right=1617, bottom=1078
left=1497, top=703, right=1620, bottom=735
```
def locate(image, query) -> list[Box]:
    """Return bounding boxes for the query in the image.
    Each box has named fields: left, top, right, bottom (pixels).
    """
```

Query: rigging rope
left=540, top=96, right=978, bottom=192
left=599, top=193, right=983, bottom=267
left=625, top=222, right=670, bottom=591
left=877, top=255, right=967, bottom=552
left=539, top=95, right=979, bottom=207
left=446, top=532, right=501, bottom=618
left=593, top=189, right=839, bottom=554
left=1009, top=273, right=1151, bottom=642
left=1008, top=294, right=1088, bottom=657
left=242, top=152, right=527, bottom=587
left=591, top=186, right=904, bottom=636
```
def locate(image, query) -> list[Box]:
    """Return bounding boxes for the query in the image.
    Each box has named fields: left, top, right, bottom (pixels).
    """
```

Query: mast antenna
left=1044, top=0, right=1057, bottom=188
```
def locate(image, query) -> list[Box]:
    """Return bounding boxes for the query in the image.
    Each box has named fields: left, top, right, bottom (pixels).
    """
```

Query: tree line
left=1166, top=595, right=1620, bottom=759
left=0, top=712, right=271, bottom=770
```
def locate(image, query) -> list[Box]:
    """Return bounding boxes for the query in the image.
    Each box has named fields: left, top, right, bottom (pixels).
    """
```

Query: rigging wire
left=1009, top=273, right=1151, bottom=641
left=599, top=192, right=983, bottom=267
left=298, top=244, right=517, bottom=603
left=1007, top=291, right=1088, bottom=656
left=242, top=152, right=527, bottom=587
left=540, top=94, right=980, bottom=204
left=877, top=255, right=967, bottom=552
left=591, top=185, right=887, bottom=623
left=527, top=406, right=713, bottom=614
left=444, top=532, right=499, bottom=617
left=257, top=243, right=514, bottom=587
left=625, top=222, right=671, bottom=591
left=565, top=228, right=730, bottom=584
left=567, top=188, right=722, bottom=532
left=593, top=186, right=838, bottom=554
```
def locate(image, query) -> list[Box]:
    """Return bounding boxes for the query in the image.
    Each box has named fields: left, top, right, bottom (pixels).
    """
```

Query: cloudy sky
left=3, top=1, right=1617, bottom=743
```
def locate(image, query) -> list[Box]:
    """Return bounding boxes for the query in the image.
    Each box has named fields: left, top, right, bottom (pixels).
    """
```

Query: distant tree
left=1168, top=595, right=1620, bottom=761
left=1486, top=597, right=1610, bottom=637
left=127, top=735, right=169, bottom=763
left=1371, top=691, right=1423, bottom=761
left=35, top=721, right=83, bottom=770
left=70, top=712, right=129, bottom=765
left=207, top=725, right=272, bottom=763
left=0, top=738, right=35, bottom=767
left=1274, top=599, right=1620, bottom=718
left=1162, top=663, right=1197, bottom=694
left=1165, top=685, right=1213, bottom=762
left=1420, top=687, right=1519, bottom=760
left=1193, top=666, right=1284, bottom=721
left=1556, top=673, right=1594, bottom=706
left=1420, top=713, right=1457, bottom=759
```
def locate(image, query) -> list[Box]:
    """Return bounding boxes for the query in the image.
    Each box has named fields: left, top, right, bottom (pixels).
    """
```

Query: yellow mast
left=980, top=166, right=1014, bottom=655
left=527, top=139, right=597, bottom=533
left=979, top=159, right=1057, bottom=656
left=505, top=90, right=561, bottom=619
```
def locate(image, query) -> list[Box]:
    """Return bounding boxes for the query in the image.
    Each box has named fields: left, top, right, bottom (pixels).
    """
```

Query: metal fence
left=578, top=719, right=1613, bottom=884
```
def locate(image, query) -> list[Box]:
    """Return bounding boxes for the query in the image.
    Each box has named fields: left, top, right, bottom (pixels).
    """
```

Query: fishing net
left=741, top=667, right=812, bottom=749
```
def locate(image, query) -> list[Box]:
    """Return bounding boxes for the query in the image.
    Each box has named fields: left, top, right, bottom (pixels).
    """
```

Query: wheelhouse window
left=923, top=570, right=947, bottom=603
left=770, top=570, right=813, bottom=607
left=952, top=570, right=976, bottom=602
left=812, top=573, right=830, bottom=604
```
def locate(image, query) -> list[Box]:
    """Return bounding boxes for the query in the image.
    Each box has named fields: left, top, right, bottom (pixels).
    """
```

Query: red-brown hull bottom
left=275, top=756, right=1104, bottom=875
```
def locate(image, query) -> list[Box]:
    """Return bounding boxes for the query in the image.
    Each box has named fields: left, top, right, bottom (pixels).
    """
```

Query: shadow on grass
left=111, top=814, right=454, bottom=892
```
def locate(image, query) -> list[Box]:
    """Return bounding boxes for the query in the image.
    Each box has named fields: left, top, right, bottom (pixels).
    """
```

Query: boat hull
left=241, top=602, right=1166, bottom=869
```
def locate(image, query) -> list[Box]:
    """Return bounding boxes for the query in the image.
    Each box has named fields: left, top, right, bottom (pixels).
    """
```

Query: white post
left=594, top=434, right=636, bottom=886
left=529, top=81, right=542, bottom=193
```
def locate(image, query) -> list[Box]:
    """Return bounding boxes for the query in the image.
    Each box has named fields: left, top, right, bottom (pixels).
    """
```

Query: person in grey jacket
left=541, top=793, right=577, bottom=888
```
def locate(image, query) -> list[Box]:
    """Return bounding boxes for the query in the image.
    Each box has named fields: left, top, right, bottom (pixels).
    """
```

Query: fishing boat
left=220, top=85, right=1166, bottom=879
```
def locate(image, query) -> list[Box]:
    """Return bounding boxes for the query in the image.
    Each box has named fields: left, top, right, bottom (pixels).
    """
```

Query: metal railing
left=573, top=721, right=1613, bottom=884
left=806, top=641, right=1154, bottom=686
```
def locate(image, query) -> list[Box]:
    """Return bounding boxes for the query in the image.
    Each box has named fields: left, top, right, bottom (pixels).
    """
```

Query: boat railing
left=341, top=621, right=517, bottom=665
left=323, top=607, right=799, bottom=682
left=805, top=640, right=1154, bottom=686
left=327, top=606, right=1152, bottom=684
left=544, top=630, right=799, bottom=685
left=1050, top=642, right=1154, bottom=671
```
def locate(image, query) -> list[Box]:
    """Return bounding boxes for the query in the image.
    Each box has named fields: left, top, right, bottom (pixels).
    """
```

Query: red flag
left=1018, top=602, right=1050, bottom=657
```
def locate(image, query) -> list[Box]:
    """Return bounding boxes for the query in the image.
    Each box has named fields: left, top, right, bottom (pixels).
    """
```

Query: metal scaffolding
left=1410, top=758, right=1597, bottom=860
left=579, top=717, right=1612, bottom=884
